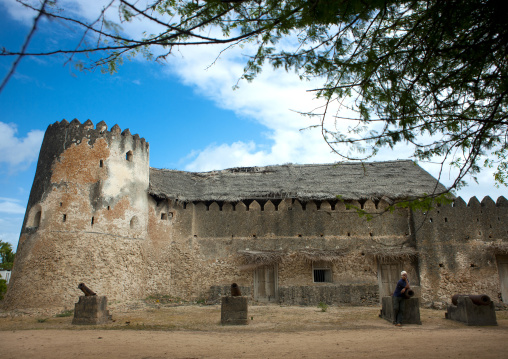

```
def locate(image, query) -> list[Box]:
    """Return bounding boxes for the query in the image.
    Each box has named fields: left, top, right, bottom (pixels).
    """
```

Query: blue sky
left=0, top=0, right=506, bottom=250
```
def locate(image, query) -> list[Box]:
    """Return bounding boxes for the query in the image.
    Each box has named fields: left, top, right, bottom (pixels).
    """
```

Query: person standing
left=393, top=270, right=410, bottom=326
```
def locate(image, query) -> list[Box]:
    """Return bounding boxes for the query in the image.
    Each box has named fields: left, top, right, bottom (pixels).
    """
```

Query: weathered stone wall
left=414, top=196, right=508, bottom=306
left=278, top=284, right=379, bottom=306
left=5, top=120, right=507, bottom=311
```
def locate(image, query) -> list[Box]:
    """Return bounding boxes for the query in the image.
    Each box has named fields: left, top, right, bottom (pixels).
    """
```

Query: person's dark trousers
left=393, top=296, right=406, bottom=324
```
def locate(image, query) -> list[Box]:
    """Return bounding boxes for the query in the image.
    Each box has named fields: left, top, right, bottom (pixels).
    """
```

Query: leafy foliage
left=2, top=0, right=507, bottom=194
left=0, top=279, right=6, bottom=300
left=0, top=241, right=15, bottom=271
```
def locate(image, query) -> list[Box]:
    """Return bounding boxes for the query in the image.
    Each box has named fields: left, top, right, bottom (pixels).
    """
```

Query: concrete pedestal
left=221, top=296, right=248, bottom=325
left=72, top=295, right=112, bottom=325
left=381, top=296, right=421, bottom=325
left=446, top=296, right=497, bottom=326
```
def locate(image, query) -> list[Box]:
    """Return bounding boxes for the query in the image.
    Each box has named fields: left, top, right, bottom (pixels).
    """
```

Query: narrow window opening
left=252, top=234, right=256, bottom=238
left=33, top=211, right=41, bottom=228
left=91, top=216, right=95, bottom=227
left=347, top=232, right=351, bottom=237
left=107, top=206, right=110, bottom=211
left=444, top=218, right=448, bottom=222
left=430, top=218, right=433, bottom=223
left=130, top=216, right=138, bottom=229
left=99, top=159, right=104, bottom=167
left=369, top=232, right=373, bottom=237
left=63, top=214, right=67, bottom=222
left=126, top=150, right=133, bottom=162
left=298, top=234, right=302, bottom=238
left=439, top=263, right=444, bottom=268
left=161, top=213, right=168, bottom=220
left=59, top=202, right=63, bottom=207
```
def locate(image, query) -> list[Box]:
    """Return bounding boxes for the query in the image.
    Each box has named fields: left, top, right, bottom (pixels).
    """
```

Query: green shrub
left=55, top=309, right=74, bottom=317
left=318, top=302, right=329, bottom=312
left=0, top=279, right=7, bottom=300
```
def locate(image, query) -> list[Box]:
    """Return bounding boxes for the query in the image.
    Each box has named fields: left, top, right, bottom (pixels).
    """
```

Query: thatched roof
left=237, top=250, right=286, bottom=270
left=364, top=247, right=418, bottom=261
left=295, top=249, right=349, bottom=263
left=149, top=160, right=447, bottom=202
left=487, top=243, right=508, bottom=255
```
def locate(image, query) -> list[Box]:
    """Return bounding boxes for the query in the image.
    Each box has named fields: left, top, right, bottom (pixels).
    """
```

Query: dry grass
left=1, top=301, right=507, bottom=333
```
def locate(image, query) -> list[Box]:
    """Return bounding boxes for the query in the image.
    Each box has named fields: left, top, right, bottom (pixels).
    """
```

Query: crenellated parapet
left=46, top=119, right=149, bottom=151
left=413, top=196, right=508, bottom=243
left=149, top=196, right=411, bottom=241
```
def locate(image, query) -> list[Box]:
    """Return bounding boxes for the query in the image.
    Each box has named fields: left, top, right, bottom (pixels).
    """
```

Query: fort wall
left=414, top=196, right=508, bottom=306
left=3, top=120, right=507, bottom=310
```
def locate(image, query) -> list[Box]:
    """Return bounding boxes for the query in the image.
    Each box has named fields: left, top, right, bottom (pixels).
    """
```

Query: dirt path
left=2, top=304, right=507, bottom=358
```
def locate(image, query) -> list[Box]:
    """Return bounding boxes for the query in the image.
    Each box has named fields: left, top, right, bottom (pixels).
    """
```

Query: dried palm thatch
left=488, top=242, right=508, bottom=255
left=237, top=250, right=286, bottom=270
left=149, top=161, right=448, bottom=202
left=365, top=247, right=418, bottom=262
left=295, top=248, right=349, bottom=263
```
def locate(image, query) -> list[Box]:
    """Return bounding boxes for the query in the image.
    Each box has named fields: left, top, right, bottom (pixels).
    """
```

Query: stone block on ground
left=381, top=296, right=421, bottom=325
left=72, top=295, right=112, bottom=325
left=445, top=296, right=497, bottom=326
left=221, top=296, right=248, bottom=325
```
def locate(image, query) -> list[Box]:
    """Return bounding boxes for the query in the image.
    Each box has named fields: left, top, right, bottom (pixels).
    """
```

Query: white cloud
left=0, top=122, right=44, bottom=171
left=0, top=0, right=39, bottom=23
left=0, top=198, right=26, bottom=214
left=0, top=217, right=23, bottom=249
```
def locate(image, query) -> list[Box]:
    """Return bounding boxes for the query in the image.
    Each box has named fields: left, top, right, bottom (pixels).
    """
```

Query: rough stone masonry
left=3, top=120, right=508, bottom=311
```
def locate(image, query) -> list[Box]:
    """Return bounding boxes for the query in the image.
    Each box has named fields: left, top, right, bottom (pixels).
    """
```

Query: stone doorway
left=254, top=264, right=278, bottom=302
left=496, top=255, right=508, bottom=304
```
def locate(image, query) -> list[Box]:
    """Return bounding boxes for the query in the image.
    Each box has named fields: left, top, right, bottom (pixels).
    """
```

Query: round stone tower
left=3, top=119, right=151, bottom=309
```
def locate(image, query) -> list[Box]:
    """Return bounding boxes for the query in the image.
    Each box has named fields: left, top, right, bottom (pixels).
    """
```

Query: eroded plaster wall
left=414, top=196, right=508, bottom=305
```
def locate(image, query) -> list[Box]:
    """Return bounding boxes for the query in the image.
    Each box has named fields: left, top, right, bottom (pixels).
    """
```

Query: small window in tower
left=100, top=159, right=104, bottom=167
left=126, top=151, right=133, bottom=161
left=161, top=213, right=168, bottom=220
left=91, top=216, right=95, bottom=227
left=130, top=216, right=139, bottom=229
left=63, top=214, right=67, bottom=222
left=33, top=211, right=41, bottom=228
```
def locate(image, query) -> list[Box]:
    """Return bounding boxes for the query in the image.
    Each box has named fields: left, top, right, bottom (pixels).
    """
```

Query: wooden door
left=378, top=262, right=401, bottom=300
left=497, top=255, right=508, bottom=304
left=254, top=265, right=278, bottom=302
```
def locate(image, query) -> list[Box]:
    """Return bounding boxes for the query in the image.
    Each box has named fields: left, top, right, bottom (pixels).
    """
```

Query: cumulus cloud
left=0, top=122, right=44, bottom=171
left=0, top=197, right=26, bottom=214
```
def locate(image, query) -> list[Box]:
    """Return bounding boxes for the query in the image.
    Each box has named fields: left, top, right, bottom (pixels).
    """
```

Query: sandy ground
left=1, top=303, right=508, bottom=358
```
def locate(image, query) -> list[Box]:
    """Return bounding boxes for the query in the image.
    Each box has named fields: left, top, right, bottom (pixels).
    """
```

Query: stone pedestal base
left=381, top=296, right=421, bottom=325
left=72, top=295, right=112, bottom=325
left=221, top=296, right=248, bottom=325
left=446, top=296, right=497, bottom=326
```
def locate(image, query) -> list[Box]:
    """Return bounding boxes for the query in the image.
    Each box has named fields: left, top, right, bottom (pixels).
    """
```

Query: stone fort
left=3, top=119, right=508, bottom=310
